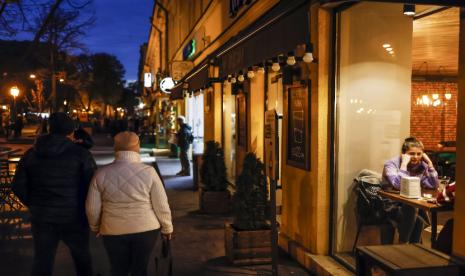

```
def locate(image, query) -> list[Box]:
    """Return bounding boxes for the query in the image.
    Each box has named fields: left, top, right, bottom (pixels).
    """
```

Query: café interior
left=332, top=3, right=459, bottom=266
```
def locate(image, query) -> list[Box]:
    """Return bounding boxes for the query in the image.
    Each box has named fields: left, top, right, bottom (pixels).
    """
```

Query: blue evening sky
left=86, top=0, right=153, bottom=82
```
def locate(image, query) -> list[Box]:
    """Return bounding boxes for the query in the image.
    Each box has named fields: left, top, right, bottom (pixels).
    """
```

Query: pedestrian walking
left=86, top=131, right=173, bottom=276
left=175, top=116, right=193, bottom=176
left=12, top=112, right=97, bottom=276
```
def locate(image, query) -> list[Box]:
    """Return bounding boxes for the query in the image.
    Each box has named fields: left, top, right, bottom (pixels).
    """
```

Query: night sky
left=87, top=0, right=153, bottom=82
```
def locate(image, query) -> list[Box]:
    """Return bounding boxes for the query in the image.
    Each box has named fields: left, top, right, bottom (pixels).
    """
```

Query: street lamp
left=10, top=86, right=20, bottom=123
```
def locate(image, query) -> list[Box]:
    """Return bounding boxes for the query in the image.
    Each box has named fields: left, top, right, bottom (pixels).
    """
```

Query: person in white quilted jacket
left=86, top=131, right=173, bottom=276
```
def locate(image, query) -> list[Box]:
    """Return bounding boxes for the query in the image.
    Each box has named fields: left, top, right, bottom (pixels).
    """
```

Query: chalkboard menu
left=287, top=84, right=310, bottom=170
left=237, top=94, right=247, bottom=149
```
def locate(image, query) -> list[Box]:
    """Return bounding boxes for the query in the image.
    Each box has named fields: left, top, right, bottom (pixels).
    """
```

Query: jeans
left=31, top=221, right=92, bottom=276
left=398, top=204, right=428, bottom=243
left=102, top=229, right=160, bottom=276
left=179, top=146, right=190, bottom=174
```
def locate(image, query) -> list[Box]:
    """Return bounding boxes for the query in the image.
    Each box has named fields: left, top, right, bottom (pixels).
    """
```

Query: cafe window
left=187, top=92, right=204, bottom=154
left=333, top=2, right=458, bottom=268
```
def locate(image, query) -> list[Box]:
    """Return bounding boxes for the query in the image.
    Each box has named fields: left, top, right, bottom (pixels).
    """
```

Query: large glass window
left=333, top=2, right=458, bottom=267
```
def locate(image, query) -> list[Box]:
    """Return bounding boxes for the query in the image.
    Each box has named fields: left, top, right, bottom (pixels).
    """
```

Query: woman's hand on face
left=401, top=154, right=411, bottom=169
left=422, top=153, right=434, bottom=168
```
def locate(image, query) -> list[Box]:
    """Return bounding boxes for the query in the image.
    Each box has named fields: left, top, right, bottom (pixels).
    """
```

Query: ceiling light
left=386, top=47, right=393, bottom=51
left=383, top=43, right=391, bottom=48
left=432, top=94, right=439, bottom=100
left=445, top=93, right=452, bottom=100
left=403, top=4, right=415, bottom=16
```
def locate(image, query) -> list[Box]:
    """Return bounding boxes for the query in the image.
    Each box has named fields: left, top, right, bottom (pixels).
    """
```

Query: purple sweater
left=382, top=156, right=439, bottom=190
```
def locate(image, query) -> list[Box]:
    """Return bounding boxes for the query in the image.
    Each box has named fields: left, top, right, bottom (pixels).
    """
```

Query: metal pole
left=270, top=178, right=278, bottom=276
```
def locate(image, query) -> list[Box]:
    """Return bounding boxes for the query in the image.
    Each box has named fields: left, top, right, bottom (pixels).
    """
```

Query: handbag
left=154, top=237, right=173, bottom=276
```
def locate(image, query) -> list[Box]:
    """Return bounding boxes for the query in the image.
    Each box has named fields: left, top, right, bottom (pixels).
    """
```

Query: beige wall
left=280, top=6, right=330, bottom=255
left=213, top=82, right=223, bottom=144
left=453, top=7, right=465, bottom=260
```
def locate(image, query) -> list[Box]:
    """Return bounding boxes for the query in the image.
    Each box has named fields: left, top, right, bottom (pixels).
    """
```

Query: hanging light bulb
left=432, top=94, right=439, bottom=100
left=271, top=58, right=280, bottom=72
left=286, top=51, right=296, bottom=66
left=237, top=71, right=245, bottom=82
left=403, top=4, right=415, bottom=16
left=303, top=43, right=314, bottom=63
left=247, top=67, right=255, bottom=79
left=231, top=75, right=237, bottom=84
left=257, top=63, right=265, bottom=74
left=445, top=93, right=452, bottom=100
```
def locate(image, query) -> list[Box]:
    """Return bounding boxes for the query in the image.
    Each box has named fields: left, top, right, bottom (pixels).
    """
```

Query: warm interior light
left=257, top=66, right=265, bottom=74
left=433, top=99, right=441, bottom=107
left=432, top=94, right=439, bottom=100
left=382, top=44, right=391, bottom=48
left=29, top=74, right=36, bottom=79
left=445, top=93, right=452, bottom=100
left=403, top=4, right=415, bottom=16
left=230, top=76, right=237, bottom=83
left=422, top=95, right=430, bottom=105
left=59, top=78, right=65, bottom=83
left=386, top=47, right=393, bottom=51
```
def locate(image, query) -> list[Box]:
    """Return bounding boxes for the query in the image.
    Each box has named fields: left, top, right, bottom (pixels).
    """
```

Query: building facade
left=143, top=0, right=465, bottom=273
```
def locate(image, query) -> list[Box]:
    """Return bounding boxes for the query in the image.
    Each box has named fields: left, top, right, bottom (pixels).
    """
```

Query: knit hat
left=49, top=112, right=75, bottom=135
left=114, top=131, right=140, bottom=152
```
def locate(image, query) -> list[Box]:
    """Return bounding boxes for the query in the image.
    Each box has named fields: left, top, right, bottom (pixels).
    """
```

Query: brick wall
left=410, top=81, right=457, bottom=150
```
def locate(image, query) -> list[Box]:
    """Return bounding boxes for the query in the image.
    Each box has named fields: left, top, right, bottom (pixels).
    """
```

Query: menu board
left=265, top=110, right=279, bottom=180
left=287, top=84, right=310, bottom=170
left=237, top=94, right=247, bottom=149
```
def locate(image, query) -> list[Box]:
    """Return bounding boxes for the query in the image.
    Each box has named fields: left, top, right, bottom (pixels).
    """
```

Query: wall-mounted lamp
left=403, top=4, right=415, bottom=16
left=286, top=51, right=296, bottom=66
left=247, top=67, right=255, bottom=79
left=303, top=43, right=314, bottom=63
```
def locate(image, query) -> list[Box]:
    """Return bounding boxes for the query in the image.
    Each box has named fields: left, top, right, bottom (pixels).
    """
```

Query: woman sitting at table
left=382, top=137, right=439, bottom=243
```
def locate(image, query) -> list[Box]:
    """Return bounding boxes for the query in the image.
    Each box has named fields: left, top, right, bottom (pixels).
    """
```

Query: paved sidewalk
left=0, top=133, right=311, bottom=276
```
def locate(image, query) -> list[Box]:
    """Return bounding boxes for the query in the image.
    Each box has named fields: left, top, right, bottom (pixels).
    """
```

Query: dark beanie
left=49, top=112, right=75, bottom=135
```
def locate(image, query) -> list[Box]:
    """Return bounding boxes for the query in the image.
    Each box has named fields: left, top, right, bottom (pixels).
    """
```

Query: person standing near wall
left=176, top=116, right=193, bottom=176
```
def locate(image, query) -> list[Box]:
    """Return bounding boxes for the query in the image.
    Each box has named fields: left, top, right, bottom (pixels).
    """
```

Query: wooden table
left=379, top=190, right=453, bottom=247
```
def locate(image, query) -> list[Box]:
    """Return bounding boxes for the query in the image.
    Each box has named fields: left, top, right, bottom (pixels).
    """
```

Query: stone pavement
left=0, top=132, right=311, bottom=276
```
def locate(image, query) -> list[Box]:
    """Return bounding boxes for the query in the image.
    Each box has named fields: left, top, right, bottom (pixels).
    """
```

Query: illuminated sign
left=160, top=77, right=175, bottom=93
left=144, top=73, right=152, bottom=88
left=182, top=39, right=196, bottom=60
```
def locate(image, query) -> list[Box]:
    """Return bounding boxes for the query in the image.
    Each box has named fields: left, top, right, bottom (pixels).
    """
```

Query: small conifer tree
left=233, top=152, right=269, bottom=230
left=201, top=141, right=228, bottom=191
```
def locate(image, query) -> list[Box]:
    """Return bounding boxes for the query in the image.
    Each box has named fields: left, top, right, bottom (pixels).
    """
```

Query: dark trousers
left=179, top=146, right=190, bottom=174
left=378, top=204, right=427, bottom=244
left=31, top=221, right=92, bottom=276
left=102, top=229, right=160, bottom=276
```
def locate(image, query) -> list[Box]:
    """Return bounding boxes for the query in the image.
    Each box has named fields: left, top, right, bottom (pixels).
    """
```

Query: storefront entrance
left=332, top=1, right=459, bottom=268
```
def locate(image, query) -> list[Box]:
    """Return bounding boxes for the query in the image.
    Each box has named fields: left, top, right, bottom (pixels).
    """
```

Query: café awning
left=216, top=0, right=311, bottom=78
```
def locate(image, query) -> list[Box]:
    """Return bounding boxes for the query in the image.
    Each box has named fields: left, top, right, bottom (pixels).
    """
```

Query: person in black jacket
left=74, top=124, right=94, bottom=150
left=12, top=112, right=97, bottom=276
left=175, top=116, right=193, bottom=176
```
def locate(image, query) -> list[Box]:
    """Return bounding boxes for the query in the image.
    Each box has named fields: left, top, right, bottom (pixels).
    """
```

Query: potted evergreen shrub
left=225, top=152, right=271, bottom=265
left=199, top=141, right=230, bottom=213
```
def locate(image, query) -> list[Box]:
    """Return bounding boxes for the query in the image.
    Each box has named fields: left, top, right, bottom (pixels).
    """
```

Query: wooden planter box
left=224, top=223, right=271, bottom=265
left=199, top=190, right=230, bottom=214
